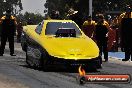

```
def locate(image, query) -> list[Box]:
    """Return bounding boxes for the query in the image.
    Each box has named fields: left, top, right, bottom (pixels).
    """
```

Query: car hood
left=40, top=36, right=99, bottom=60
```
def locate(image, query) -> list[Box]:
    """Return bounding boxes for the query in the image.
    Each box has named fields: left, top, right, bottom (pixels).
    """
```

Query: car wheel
left=21, top=35, right=27, bottom=52
left=96, top=56, right=102, bottom=69
left=26, top=46, right=35, bottom=68
left=26, top=51, right=32, bottom=67
left=40, top=51, right=49, bottom=70
left=21, top=43, right=27, bottom=52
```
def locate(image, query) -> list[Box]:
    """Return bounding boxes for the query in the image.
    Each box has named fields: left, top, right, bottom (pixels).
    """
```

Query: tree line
left=17, top=12, right=44, bottom=25
left=1, top=0, right=132, bottom=24
left=44, top=0, right=132, bottom=19
left=0, top=0, right=44, bottom=25
left=0, top=0, right=23, bottom=16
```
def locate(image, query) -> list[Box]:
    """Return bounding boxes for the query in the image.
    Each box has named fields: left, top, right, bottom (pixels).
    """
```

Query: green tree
left=44, top=0, right=68, bottom=18
left=18, top=12, right=44, bottom=25
left=44, top=0, right=91, bottom=19
left=44, top=0, right=132, bottom=19
left=0, top=0, right=23, bottom=17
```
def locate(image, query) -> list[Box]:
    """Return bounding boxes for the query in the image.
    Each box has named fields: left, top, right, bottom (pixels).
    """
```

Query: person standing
left=67, top=8, right=83, bottom=28
left=16, top=22, right=23, bottom=43
left=119, top=5, right=132, bottom=61
left=50, top=10, right=60, bottom=19
left=0, top=9, right=17, bottom=56
left=95, top=14, right=109, bottom=62
left=82, top=15, right=96, bottom=38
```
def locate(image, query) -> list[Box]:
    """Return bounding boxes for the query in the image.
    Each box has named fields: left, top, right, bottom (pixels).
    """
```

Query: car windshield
left=45, top=22, right=82, bottom=37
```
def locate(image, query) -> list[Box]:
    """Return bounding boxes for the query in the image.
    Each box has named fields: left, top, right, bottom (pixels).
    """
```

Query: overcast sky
left=21, top=0, right=46, bottom=16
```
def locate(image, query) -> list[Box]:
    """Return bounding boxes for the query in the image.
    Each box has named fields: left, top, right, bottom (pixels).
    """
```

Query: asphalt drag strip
left=0, top=44, right=132, bottom=88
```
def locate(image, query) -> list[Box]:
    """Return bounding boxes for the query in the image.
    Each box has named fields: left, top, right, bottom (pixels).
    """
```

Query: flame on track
left=78, top=65, right=86, bottom=76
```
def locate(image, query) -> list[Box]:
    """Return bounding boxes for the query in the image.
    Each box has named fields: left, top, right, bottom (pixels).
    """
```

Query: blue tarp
left=108, top=52, right=125, bottom=59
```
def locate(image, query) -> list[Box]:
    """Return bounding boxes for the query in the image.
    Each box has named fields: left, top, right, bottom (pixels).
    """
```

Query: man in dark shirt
left=121, top=8, right=132, bottom=61
left=95, top=14, right=109, bottom=62
left=0, top=9, right=17, bottom=56
left=67, top=8, right=83, bottom=28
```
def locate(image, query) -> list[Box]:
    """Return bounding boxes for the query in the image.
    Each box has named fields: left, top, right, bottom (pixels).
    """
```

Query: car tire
left=26, top=51, right=32, bottom=67
left=26, top=45, right=36, bottom=68
left=96, top=56, right=102, bottom=69
left=21, top=34, right=27, bottom=52
left=22, top=43, right=27, bottom=52
left=40, top=51, right=49, bottom=71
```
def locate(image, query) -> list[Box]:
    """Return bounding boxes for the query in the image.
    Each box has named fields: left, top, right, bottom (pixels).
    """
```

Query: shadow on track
left=20, top=64, right=101, bottom=73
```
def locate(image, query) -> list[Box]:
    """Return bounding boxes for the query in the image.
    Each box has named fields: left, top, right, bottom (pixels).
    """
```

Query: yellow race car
left=21, top=20, right=102, bottom=70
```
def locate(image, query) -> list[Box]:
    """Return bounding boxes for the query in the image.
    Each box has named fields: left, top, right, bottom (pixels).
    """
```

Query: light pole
left=3, top=0, right=7, bottom=14
left=89, top=0, right=92, bottom=17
